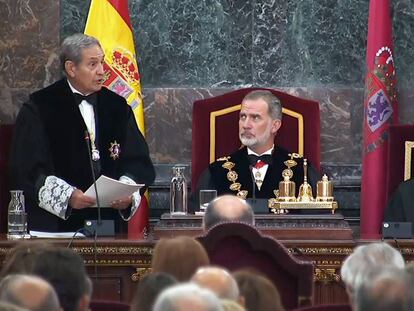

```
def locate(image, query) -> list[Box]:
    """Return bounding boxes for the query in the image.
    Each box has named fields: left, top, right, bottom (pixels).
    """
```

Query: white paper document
left=84, top=175, right=143, bottom=207
left=29, top=231, right=85, bottom=238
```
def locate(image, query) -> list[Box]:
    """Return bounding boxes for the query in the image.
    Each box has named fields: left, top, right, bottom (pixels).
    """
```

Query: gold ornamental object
left=268, top=157, right=338, bottom=214
left=297, top=159, right=314, bottom=202
left=316, top=174, right=334, bottom=202
left=278, top=170, right=296, bottom=202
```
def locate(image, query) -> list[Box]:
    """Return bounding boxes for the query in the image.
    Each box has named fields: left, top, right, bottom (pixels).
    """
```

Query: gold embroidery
left=221, top=157, right=248, bottom=198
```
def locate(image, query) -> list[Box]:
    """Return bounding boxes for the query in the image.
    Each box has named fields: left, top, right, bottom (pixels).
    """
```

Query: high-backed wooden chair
left=191, top=87, right=321, bottom=189
left=197, top=222, right=314, bottom=309
left=385, top=125, right=414, bottom=202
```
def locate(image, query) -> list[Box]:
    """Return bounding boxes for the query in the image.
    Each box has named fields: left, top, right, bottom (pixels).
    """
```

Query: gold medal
left=227, top=171, right=238, bottom=182
left=230, top=182, right=241, bottom=191
left=222, top=161, right=235, bottom=170
left=237, top=190, right=248, bottom=199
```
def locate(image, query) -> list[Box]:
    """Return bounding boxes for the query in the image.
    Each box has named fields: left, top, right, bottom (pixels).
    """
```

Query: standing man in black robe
left=9, top=33, right=155, bottom=232
left=193, top=90, right=319, bottom=211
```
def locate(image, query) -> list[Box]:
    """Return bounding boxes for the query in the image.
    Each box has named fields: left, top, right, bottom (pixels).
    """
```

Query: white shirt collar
left=67, top=79, right=90, bottom=96
left=247, top=145, right=274, bottom=156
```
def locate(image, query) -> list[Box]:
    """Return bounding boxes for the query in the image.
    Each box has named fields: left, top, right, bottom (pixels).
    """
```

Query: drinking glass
left=199, top=190, right=217, bottom=212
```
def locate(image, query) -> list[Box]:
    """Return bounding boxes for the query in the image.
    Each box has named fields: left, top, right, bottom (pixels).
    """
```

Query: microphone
left=249, top=165, right=256, bottom=200
left=83, top=130, right=115, bottom=236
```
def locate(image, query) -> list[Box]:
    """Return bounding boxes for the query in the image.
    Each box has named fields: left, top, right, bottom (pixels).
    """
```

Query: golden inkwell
left=268, top=155, right=338, bottom=214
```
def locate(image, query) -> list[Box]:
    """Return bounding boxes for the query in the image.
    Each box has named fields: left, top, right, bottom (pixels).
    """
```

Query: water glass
left=199, top=190, right=217, bottom=211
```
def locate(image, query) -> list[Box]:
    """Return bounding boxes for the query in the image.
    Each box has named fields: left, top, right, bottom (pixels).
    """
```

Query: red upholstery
left=197, top=222, right=314, bottom=309
left=385, top=125, right=414, bottom=203
left=293, top=303, right=352, bottom=311
left=0, top=125, right=13, bottom=233
left=90, top=300, right=130, bottom=311
left=191, top=87, right=321, bottom=189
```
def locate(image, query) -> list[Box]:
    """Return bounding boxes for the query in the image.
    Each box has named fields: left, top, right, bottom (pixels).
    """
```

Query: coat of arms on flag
left=103, top=48, right=142, bottom=111
left=364, top=46, right=397, bottom=154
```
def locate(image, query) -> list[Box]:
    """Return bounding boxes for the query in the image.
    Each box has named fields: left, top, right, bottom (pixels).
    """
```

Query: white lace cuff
left=118, top=175, right=142, bottom=221
left=38, top=176, right=76, bottom=219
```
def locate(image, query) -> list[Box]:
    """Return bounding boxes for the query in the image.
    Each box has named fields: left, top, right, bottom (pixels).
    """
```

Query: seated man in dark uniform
left=384, top=178, right=414, bottom=222
left=192, top=90, right=319, bottom=212
left=9, top=33, right=155, bottom=232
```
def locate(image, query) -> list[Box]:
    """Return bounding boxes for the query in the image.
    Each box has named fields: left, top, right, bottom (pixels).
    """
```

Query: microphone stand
left=84, top=131, right=101, bottom=225
left=84, top=131, right=115, bottom=236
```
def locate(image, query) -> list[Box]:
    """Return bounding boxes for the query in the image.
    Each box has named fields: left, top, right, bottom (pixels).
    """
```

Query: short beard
left=239, top=135, right=258, bottom=148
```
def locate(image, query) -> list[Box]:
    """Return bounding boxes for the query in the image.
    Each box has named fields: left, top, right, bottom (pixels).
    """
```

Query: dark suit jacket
left=384, top=179, right=414, bottom=222
left=9, top=79, right=155, bottom=232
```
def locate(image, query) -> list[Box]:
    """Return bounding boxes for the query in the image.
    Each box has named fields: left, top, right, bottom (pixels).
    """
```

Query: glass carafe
left=170, top=166, right=187, bottom=215
left=7, top=190, right=27, bottom=239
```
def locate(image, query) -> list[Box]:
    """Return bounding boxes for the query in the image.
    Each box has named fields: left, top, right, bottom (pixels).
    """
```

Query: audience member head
left=60, top=33, right=104, bottom=95
left=152, top=236, right=210, bottom=282
left=0, top=241, right=52, bottom=279
left=153, top=283, right=223, bottom=311
left=354, top=267, right=414, bottom=311
left=340, top=242, right=405, bottom=299
left=191, top=266, right=241, bottom=304
left=203, top=195, right=254, bottom=231
left=233, top=270, right=285, bottom=311
left=0, top=274, right=60, bottom=311
left=131, top=272, right=177, bottom=311
left=31, top=247, right=89, bottom=311
left=239, top=90, right=282, bottom=154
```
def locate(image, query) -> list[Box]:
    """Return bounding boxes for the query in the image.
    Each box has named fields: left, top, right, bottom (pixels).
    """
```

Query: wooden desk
left=0, top=234, right=411, bottom=305
left=154, top=213, right=354, bottom=240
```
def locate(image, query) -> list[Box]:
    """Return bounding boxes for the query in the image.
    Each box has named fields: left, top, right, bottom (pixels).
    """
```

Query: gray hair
left=60, top=33, right=102, bottom=73
left=0, top=274, right=60, bottom=311
left=153, top=283, right=223, bottom=311
left=242, top=90, right=282, bottom=120
left=354, top=267, right=414, bottom=311
left=341, top=242, right=405, bottom=293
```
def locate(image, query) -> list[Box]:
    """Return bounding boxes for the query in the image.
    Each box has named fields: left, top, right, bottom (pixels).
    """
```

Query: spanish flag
left=85, top=0, right=149, bottom=238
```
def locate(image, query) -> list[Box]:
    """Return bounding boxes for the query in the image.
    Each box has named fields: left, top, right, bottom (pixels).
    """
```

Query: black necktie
left=248, top=154, right=273, bottom=166
left=73, top=93, right=97, bottom=106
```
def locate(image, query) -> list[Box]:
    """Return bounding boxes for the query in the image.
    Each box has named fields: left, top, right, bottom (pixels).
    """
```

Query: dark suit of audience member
left=9, top=33, right=155, bottom=232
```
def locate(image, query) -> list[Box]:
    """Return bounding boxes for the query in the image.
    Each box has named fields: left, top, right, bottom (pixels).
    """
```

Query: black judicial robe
left=192, top=146, right=319, bottom=212
left=384, top=179, right=414, bottom=222
left=9, top=79, right=155, bottom=232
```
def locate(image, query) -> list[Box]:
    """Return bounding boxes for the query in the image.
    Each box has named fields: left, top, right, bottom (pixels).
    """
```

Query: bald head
left=203, top=195, right=254, bottom=230
left=191, top=267, right=240, bottom=301
left=0, top=274, right=60, bottom=311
